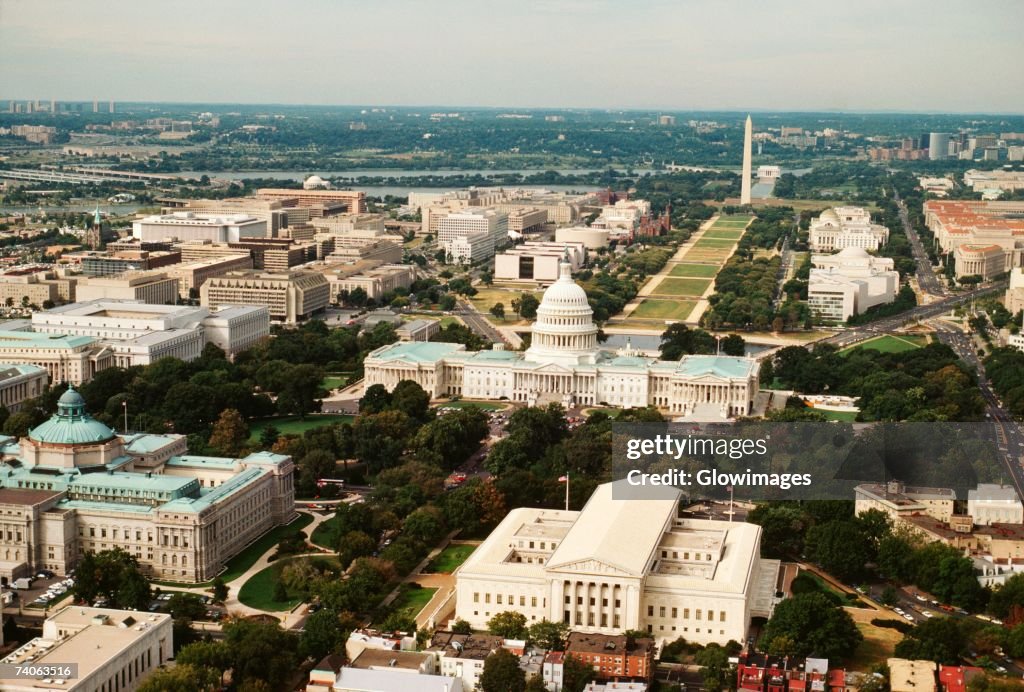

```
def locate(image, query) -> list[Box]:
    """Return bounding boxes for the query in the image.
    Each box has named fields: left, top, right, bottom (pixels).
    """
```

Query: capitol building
left=0, top=389, right=295, bottom=583
left=364, top=257, right=760, bottom=418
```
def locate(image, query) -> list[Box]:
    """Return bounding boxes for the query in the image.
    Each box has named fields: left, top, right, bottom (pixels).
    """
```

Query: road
left=928, top=319, right=1024, bottom=502
left=456, top=299, right=509, bottom=346
left=893, top=189, right=945, bottom=297
left=818, top=283, right=1005, bottom=350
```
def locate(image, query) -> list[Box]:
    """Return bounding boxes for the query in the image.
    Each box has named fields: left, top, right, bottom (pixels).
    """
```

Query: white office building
left=455, top=481, right=780, bottom=646
left=808, top=207, right=890, bottom=252
left=494, top=242, right=587, bottom=283
left=437, top=209, right=509, bottom=263
left=20, top=299, right=269, bottom=364
left=968, top=484, right=1024, bottom=526
left=132, top=212, right=267, bottom=243
left=807, top=247, right=899, bottom=321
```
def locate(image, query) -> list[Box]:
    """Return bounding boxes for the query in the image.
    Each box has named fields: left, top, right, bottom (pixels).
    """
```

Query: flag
left=558, top=475, right=568, bottom=482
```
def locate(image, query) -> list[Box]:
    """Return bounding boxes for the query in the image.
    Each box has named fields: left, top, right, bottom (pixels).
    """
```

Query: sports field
left=670, top=263, right=719, bottom=278
left=841, top=334, right=927, bottom=355
left=650, top=277, right=712, bottom=296
left=632, top=299, right=698, bottom=320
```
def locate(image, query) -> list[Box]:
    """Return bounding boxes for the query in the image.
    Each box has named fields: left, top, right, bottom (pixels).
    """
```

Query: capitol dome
left=525, top=255, right=599, bottom=366
left=819, top=209, right=840, bottom=225
left=29, top=386, right=118, bottom=445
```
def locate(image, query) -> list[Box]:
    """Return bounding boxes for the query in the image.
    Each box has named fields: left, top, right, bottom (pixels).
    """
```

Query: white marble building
left=808, top=247, right=900, bottom=321
left=363, top=258, right=760, bottom=418
left=809, top=207, right=890, bottom=252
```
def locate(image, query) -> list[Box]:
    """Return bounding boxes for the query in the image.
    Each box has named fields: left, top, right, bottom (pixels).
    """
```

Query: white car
left=923, top=611, right=934, bottom=618
left=904, top=614, right=915, bottom=622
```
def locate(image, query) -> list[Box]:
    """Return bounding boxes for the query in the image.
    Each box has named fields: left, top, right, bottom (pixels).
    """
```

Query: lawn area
left=221, top=513, right=315, bottom=584
left=376, top=584, right=438, bottom=626
left=425, top=544, right=477, bottom=574
left=694, top=237, right=738, bottom=248
left=682, top=249, right=731, bottom=262
left=814, top=408, right=859, bottom=422
left=321, top=376, right=346, bottom=391
left=439, top=316, right=462, bottom=328
left=436, top=400, right=508, bottom=411
left=248, top=414, right=353, bottom=442
left=670, top=263, right=720, bottom=278
left=701, top=229, right=745, bottom=239
left=650, top=277, right=712, bottom=296
left=468, top=287, right=542, bottom=312
left=632, top=299, right=697, bottom=321
left=238, top=555, right=340, bottom=612
left=841, top=334, right=927, bottom=355
left=847, top=610, right=901, bottom=670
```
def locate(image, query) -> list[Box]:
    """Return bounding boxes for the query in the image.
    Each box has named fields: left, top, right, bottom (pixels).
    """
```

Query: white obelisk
left=740, top=115, right=752, bottom=205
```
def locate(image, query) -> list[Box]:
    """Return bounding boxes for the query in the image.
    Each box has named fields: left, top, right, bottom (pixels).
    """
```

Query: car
left=904, top=614, right=915, bottom=621
left=923, top=611, right=934, bottom=618
left=895, top=608, right=905, bottom=615
left=158, top=593, right=173, bottom=601
left=915, top=595, right=927, bottom=602
left=996, top=667, right=1008, bottom=674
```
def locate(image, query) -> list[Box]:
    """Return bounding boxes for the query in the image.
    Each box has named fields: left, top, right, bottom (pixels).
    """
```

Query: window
left=473, top=593, right=479, bottom=603
left=696, top=609, right=702, bottom=620
left=659, top=606, right=666, bottom=618
left=720, top=611, right=726, bottom=622
left=647, top=605, right=654, bottom=617
left=672, top=607, right=678, bottom=618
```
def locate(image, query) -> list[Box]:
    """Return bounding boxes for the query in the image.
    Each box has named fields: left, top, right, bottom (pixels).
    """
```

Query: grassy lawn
left=847, top=610, right=901, bottom=670
left=439, top=316, right=462, bottom=328
left=651, top=277, right=712, bottom=296
left=321, top=376, right=347, bottom=391
left=632, top=299, right=697, bottom=321
left=425, top=544, right=477, bottom=573
left=682, top=249, right=731, bottom=262
left=310, top=513, right=342, bottom=549
left=375, top=584, right=438, bottom=626
left=702, top=229, right=746, bottom=239
left=815, top=408, right=859, bottom=422
left=249, top=414, right=353, bottom=442
left=468, top=287, right=542, bottom=311
left=841, top=334, right=926, bottom=355
left=222, top=513, right=315, bottom=584
left=238, top=555, right=340, bottom=612
left=670, top=263, right=720, bottom=278
left=694, top=237, right=738, bottom=248
left=436, top=400, right=507, bottom=411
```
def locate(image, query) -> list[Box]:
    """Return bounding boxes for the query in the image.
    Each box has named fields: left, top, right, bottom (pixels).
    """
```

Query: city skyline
left=2, top=0, right=1023, bottom=113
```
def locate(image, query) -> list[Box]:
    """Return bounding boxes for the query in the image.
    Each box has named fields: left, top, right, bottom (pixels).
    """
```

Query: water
left=178, top=167, right=656, bottom=181
left=0, top=203, right=150, bottom=214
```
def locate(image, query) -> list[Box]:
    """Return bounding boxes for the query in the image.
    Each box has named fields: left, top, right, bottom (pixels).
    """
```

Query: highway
left=893, top=189, right=945, bottom=297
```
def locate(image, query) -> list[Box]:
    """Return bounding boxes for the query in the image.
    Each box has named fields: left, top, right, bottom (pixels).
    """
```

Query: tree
left=390, top=380, right=432, bottom=423
left=337, top=530, right=377, bottom=568
left=488, top=611, right=528, bottom=639
left=804, top=520, right=872, bottom=582
left=167, top=593, right=206, bottom=621
left=208, top=408, right=249, bottom=457
left=516, top=293, right=540, bottom=319
left=219, top=619, right=300, bottom=691
left=561, top=654, right=597, bottom=692
left=439, top=294, right=457, bottom=311
left=660, top=323, right=715, bottom=360
left=273, top=580, right=288, bottom=602
left=137, top=664, right=221, bottom=692
left=762, top=593, right=863, bottom=659
left=528, top=619, right=569, bottom=650
left=360, top=384, right=392, bottom=414
left=212, top=577, right=228, bottom=603
left=479, top=649, right=526, bottom=692
left=300, top=609, right=348, bottom=660
left=73, top=548, right=152, bottom=610
left=721, top=334, right=747, bottom=357
left=259, top=424, right=281, bottom=448
left=894, top=617, right=967, bottom=665
left=490, top=302, right=506, bottom=320
left=451, top=618, right=473, bottom=635
left=696, top=643, right=733, bottom=691
left=989, top=573, right=1024, bottom=619
left=275, top=364, right=325, bottom=418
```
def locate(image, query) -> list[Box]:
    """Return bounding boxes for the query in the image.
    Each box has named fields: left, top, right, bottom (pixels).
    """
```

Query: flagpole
left=565, top=473, right=570, bottom=512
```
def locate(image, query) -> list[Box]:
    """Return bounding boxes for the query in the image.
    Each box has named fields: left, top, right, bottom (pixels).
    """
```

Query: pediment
left=546, top=558, right=636, bottom=577
left=525, top=362, right=573, bottom=373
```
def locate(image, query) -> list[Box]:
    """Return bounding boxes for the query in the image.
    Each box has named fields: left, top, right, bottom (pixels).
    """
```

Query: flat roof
left=0, top=487, right=62, bottom=505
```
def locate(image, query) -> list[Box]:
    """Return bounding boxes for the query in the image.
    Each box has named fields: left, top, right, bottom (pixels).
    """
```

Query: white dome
left=539, top=266, right=591, bottom=309
left=303, top=175, right=330, bottom=190
left=525, top=258, right=599, bottom=366
left=819, top=209, right=840, bottom=225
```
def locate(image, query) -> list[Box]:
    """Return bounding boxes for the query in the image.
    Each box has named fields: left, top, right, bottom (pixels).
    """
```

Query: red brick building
left=564, top=632, right=655, bottom=683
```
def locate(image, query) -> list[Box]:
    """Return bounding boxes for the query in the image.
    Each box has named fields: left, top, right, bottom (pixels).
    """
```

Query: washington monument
left=740, top=115, right=752, bottom=205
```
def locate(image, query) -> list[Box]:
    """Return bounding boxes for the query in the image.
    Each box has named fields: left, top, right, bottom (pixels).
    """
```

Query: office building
left=318, top=263, right=416, bottom=302
left=163, top=254, right=253, bottom=299
left=75, top=271, right=180, bottom=305
left=23, top=299, right=269, bottom=365
left=494, top=242, right=587, bottom=282
left=395, top=319, right=440, bottom=342
left=1006, top=268, right=1024, bottom=314
left=929, top=133, right=953, bottom=160
left=555, top=226, right=611, bottom=249
left=0, top=266, right=77, bottom=306
left=0, top=388, right=295, bottom=582
left=80, top=251, right=182, bottom=277
left=808, top=207, right=890, bottom=252
left=855, top=481, right=957, bottom=523
left=365, top=257, right=760, bottom=417
left=0, top=364, right=48, bottom=413
left=0, top=332, right=113, bottom=384
left=963, top=169, right=1024, bottom=193
left=507, top=208, right=548, bottom=234
left=437, top=209, right=509, bottom=263
left=925, top=200, right=1024, bottom=279
left=0, top=607, right=172, bottom=692
left=256, top=188, right=367, bottom=214
left=201, top=270, right=329, bottom=324
left=968, top=484, right=1024, bottom=526
left=454, top=481, right=780, bottom=646
left=807, top=247, right=899, bottom=321
left=326, top=240, right=404, bottom=265
left=133, top=212, right=267, bottom=244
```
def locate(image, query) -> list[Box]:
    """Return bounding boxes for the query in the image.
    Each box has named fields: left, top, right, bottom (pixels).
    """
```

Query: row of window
left=472, top=592, right=545, bottom=608
left=647, top=605, right=727, bottom=622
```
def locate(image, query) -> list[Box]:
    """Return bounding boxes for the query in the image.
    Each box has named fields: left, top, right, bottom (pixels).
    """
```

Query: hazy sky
left=2, top=0, right=1022, bottom=113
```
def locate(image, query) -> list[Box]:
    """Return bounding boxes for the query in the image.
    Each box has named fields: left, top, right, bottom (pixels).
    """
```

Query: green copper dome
left=29, top=386, right=118, bottom=445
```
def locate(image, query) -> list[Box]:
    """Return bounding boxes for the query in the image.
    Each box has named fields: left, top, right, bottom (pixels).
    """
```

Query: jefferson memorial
left=363, top=257, right=760, bottom=418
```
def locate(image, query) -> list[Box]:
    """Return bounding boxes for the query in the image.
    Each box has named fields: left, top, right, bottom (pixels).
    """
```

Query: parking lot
left=4, top=570, right=75, bottom=612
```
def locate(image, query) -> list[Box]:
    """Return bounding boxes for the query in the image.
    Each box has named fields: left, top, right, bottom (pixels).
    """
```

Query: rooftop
left=332, top=668, right=464, bottom=692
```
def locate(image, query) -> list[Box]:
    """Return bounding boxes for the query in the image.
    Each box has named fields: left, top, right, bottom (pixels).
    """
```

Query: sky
left=2, top=0, right=1022, bottom=113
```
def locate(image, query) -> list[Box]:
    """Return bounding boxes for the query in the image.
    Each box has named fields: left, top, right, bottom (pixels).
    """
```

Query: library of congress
left=364, top=257, right=760, bottom=418
left=0, top=388, right=295, bottom=583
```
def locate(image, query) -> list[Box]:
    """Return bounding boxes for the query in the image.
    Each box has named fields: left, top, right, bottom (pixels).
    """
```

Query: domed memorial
left=364, top=255, right=761, bottom=417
